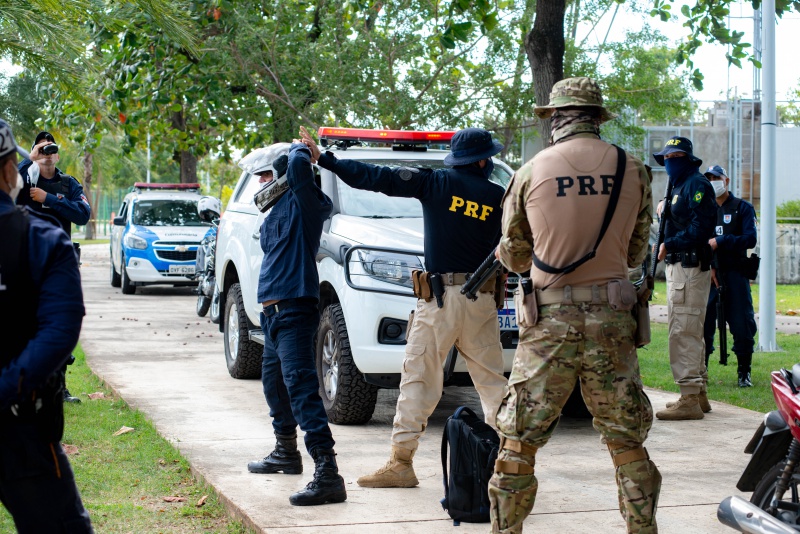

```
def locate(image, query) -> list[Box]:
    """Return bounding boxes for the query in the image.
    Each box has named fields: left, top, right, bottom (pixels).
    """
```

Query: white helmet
left=238, top=142, right=291, bottom=176
left=197, top=196, right=221, bottom=222
left=240, top=143, right=292, bottom=213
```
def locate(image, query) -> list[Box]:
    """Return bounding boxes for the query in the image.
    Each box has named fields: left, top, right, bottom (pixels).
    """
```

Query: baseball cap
left=0, top=119, right=30, bottom=160
left=704, top=165, right=727, bottom=178
left=32, top=131, right=55, bottom=151
left=652, top=136, right=702, bottom=167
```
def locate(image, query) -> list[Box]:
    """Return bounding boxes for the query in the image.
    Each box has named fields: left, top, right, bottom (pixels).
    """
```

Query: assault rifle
left=650, top=180, right=675, bottom=291
left=461, top=249, right=501, bottom=301
left=717, top=268, right=729, bottom=365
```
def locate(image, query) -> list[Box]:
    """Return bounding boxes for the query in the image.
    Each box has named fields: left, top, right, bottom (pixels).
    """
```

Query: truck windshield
left=132, top=199, right=204, bottom=226
left=337, top=160, right=512, bottom=217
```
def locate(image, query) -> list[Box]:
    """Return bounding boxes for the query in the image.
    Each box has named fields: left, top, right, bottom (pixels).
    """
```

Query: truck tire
left=121, top=254, right=136, bottom=295
left=223, top=283, right=262, bottom=379
left=110, top=248, right=121, bottom=288
left=316, top=304, right=378, bottom=425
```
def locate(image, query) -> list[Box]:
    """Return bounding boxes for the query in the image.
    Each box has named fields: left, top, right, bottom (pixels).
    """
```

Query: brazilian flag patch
left=693, top=191, right=704, bottom=203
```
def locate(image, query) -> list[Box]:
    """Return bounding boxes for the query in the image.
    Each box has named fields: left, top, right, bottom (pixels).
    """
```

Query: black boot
left=289, top=448, right=347, bottom=506
left=248, top=433, right=303, bottom=474
left=738, top=353, right=753, bottom=388
left=63, top=387, right=81, bottom=404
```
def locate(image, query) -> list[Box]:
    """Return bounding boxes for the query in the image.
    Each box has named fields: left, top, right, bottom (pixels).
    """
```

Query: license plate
left=169, top=265, right=195, bottom=275
left=497, top=309, right=517, bottom=331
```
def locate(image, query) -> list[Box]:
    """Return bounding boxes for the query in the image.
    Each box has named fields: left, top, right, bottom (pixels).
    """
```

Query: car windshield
left=132, top=199, right=203, bottom=226
left=337, top=159, right=512, bottom=217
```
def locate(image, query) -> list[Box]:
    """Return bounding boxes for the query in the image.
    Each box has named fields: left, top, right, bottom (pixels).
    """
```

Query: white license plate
left=497, top=309, right=517, bottom=331
left=169, top=265, right=195, bottom=275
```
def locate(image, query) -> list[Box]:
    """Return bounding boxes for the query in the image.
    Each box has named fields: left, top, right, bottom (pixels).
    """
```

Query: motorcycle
left=195, top=196, right=221, bottom=321
left=718, top=364, right=800, bottom=533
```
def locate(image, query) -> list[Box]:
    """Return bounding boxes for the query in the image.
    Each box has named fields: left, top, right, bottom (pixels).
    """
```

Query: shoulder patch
left=693, top=190, right=703, bottom=203
left=394, top=167, right=419, bottom=181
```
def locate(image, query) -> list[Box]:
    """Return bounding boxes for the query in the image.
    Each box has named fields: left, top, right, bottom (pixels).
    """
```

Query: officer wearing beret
left=301, top=125, right=508, bottom=490
left=652, top=137, right=717, bottom=421
left=702, top=165, right=758, bottom=387
left=0, top=119, right=93, bottom=532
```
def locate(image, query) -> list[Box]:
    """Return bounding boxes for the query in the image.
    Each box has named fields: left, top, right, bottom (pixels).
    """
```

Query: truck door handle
left=252, top=230, right=260, bottom=240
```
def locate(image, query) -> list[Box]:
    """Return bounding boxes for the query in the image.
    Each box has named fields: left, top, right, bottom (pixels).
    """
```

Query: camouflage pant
left=489, top=302, right=661, bottom=534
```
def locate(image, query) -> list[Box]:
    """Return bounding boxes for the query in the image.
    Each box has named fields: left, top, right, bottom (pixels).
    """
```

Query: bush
left=776, top=199, right=800, bottom=224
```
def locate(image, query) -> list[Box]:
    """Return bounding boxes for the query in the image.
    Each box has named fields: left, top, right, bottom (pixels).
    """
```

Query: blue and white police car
left=110, top=183, right=208, bottom=295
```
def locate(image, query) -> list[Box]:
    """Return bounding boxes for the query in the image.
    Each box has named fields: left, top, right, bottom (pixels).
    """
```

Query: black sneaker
left=738, top=372, right=753, bottom=388
left=64, top=388, right=81, bottom=403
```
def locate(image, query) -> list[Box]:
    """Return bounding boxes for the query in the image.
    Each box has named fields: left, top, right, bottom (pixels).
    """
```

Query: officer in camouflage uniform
left=489, top=77, right=660, bottom=533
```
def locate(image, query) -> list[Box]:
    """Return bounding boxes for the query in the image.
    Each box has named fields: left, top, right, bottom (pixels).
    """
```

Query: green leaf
left=170, top=103, right=183, bottom=112
left=440, top=34, right=457, bottom=50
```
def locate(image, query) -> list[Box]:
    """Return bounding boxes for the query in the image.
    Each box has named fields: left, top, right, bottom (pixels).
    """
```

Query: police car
left=215, top=128, right=519, bottom=424
left=110, top=183, right=207, bottom=295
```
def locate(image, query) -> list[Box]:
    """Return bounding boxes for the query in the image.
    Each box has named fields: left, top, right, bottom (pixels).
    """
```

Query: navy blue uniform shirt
left=715, top=194, right=757, bottom=255
left=18, top=159, right=91, bottom=235
left=664, top=168, right=717, bottom=252
left=0, top=191, right=85, bottom=410
left=316, top=152, right=504, bottom=273
left=257, top=144, right=333, bottom=303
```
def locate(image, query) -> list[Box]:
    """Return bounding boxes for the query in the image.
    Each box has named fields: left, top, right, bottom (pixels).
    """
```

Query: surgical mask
left=710, top=180, right=726, bottom=197
left=482, top=159, right=495, bottom=180
left=664, top=157, right=696, bottom=182
left=9, top=173, right=23, bottom=202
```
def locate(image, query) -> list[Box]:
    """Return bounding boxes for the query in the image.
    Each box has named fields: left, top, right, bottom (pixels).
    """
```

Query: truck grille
left=156, top=250, right=197, bottom=262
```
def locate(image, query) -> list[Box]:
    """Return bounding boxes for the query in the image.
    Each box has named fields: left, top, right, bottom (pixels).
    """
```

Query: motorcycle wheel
left=751, top=460, right=800, bottom=526
left=196, top=293, right=211, bottom=317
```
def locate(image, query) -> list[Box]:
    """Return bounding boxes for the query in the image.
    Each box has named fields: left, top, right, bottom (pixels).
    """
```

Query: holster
left=632, top=275, right=653, bottom=348
left=412, top=270, right=433, bottom=301
left=514, top=278, right=538, bottom=328
left=493, top=272, right=507, bottom=310
left=9, top=375, right=65, bottom=443
left=607, top=279, right=637, bottom=312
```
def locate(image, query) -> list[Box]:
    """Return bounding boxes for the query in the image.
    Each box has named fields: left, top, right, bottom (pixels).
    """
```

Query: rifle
left=650, top=180, right=675, bottom=291
left=461, top=249, right=501, bottom=301
left=717, top=268, right=729, bottom=365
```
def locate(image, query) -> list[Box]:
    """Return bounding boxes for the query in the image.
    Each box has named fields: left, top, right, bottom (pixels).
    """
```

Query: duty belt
left=536, top=285, right=608, bottom=306
left=262, top=297, right=316, bottom=318
left=664, top=250, right=699, bottom=265
left=439, top=272, right=496, bottom=293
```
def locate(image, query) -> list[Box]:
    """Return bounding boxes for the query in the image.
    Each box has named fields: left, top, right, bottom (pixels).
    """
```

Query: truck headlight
left=124, top=233, right=148, bottom=250
left=357, top=250, right=422, bottom=288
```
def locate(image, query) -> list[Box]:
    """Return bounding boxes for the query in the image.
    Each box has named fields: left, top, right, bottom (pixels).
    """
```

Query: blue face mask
left=664, top=156, right=696, bottom=182
left=482, top=159, right=495, bottom=180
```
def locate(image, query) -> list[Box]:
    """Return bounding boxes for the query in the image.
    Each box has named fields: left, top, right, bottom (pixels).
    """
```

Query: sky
left=582, top=0, right=800, bottom=105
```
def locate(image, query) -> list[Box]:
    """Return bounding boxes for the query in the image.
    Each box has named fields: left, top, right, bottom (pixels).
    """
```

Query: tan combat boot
left=656, top=394, right=704, bottom=420
left=666, top=390, right=711, bottom=413
left=357, top=446, right=419, bottom=488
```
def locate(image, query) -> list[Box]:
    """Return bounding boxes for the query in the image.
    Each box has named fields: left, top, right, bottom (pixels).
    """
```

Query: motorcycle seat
left=791, top=363, right=800, bottom=389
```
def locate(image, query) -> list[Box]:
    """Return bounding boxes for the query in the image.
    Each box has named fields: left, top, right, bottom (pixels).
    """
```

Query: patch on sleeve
left=394, top=167, right=420, bottom=181
left=693, top=190, right=704, bottom=203
left=81, top=194, right=90, bottom=205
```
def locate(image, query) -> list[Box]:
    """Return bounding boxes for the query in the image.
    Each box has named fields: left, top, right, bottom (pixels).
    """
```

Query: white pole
left=759, top=0, right=778, bottom=351
left=146, top=131, right=151, bottom=184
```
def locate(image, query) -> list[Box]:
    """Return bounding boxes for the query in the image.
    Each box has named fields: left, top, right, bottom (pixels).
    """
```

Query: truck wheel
left=121, top=254, right=135, bottom=295
left=316, top=304, right=378, bottom=425
left=110, top=248, right=121, bottom=288
left=223, top=283, right=262, bottom=379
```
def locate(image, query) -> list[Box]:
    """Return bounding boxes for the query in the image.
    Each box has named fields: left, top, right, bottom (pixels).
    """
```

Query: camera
left=41, top=144, right=59, bottom=155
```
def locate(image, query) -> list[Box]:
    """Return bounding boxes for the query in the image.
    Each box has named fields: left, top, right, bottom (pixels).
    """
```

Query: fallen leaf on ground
left=63, top=444, right=79, bottom=455
left=787, top=310, right=798, bottom=316
left=196, top=495, right=208, bottom=507
left=163, top=496, right=187, bottom=503
left=113, top=426, right=135, bottom=436
left=87, top=392, right=105, bottom=400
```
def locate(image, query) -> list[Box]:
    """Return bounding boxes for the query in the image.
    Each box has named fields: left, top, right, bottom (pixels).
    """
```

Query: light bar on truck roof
left=318, top=127, right=455, bottom=145
left=133, top=182, right=200, bottom=191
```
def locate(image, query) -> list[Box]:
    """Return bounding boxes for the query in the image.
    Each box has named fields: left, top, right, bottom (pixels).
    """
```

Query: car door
left=111, top=200, right=128, bottom=271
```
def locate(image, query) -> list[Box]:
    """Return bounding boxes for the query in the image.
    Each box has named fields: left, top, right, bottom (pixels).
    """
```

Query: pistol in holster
left=429, top=273, right=445, bottom=308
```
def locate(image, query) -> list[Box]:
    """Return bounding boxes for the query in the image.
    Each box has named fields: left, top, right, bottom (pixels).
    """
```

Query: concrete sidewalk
left=77, top=245, right=760, bottom=533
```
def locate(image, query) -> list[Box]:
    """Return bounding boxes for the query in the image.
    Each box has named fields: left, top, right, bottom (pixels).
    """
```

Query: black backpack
left=440, top=406, right=500, bottom=525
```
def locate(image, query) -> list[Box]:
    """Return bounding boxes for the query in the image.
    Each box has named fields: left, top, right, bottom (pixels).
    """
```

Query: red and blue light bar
left=318, top=127, right=455, bottom=144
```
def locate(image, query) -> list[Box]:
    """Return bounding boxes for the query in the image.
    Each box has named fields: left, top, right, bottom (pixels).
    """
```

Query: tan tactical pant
left=666, top=263, right=711, bottom=395
left=489, top=302, right=661, bottom=534
left=391, top=287, right=507, bottom=450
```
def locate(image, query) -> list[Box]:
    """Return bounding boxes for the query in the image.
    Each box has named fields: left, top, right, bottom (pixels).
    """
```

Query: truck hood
left=139, top=226, right=208, bottom=242
left=330, top=215, right=424, bottom=251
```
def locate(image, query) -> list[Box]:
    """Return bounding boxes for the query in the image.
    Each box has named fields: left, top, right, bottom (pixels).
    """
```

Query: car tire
left=316, top=304, right=378, bottom=425
left=110, top=248, right=121, bottom=288
left=121, top=254, right=136, bottom=295
left=223, top=283, right=262, bottom=379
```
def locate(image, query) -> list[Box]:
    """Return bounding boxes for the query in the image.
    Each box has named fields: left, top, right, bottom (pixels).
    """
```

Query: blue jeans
left=260, top=301, right=334, bottom=454
left=704, top=268, right=757, bottom=361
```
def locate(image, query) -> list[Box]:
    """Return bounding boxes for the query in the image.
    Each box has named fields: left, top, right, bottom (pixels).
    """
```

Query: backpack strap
left=61, top=174, right=71, bottom=194
left=532, top=145, right=626, bottom=275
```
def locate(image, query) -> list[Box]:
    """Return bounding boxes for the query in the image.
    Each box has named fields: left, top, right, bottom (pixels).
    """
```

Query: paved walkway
left=77, top=245, right=761, bottom=533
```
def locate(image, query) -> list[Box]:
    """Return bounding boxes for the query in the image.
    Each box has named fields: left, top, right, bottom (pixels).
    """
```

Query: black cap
left=443, top=128, right=504, bottom=167
left=0, top=119, right=30, bottom=160
left=32, top=131, right=55, bottom=151
left=652, top=136, right=702, bottom=167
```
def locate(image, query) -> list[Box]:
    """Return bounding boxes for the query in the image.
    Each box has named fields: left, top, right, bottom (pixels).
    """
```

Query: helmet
left=197, top=196, right=221, bottom=222
left=237, top=142, right=291, bottom=176
left=254, top=170, right=289, bottom=213
left=533, top=77, right=616, bottom=123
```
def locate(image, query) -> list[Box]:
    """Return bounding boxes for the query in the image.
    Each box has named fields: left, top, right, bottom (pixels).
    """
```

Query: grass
left=639, top=323, right=800, bottom=413
left=651, top=281, right=800, bottom=314
left=0, top=346, right=255, bottom=534
left=73, top=238, right=110, bottom=245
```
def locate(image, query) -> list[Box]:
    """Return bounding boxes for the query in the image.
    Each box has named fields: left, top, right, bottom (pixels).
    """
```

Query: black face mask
left=481, top=159, right=495, bottom=180
left=664, top=157, right=697, bottom=182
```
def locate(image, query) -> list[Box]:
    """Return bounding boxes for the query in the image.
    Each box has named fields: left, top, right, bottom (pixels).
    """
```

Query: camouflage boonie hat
left=533, top=77, right=616, bottom=123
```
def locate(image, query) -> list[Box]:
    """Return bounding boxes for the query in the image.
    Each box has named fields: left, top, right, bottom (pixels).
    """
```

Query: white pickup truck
left=214, top=128, right=519, bottom=424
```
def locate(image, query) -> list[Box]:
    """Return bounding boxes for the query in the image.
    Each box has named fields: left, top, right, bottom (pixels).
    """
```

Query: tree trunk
left=171, top=108, right=198, bottom=183
left=82, top=151, right=95, bottom=240
left=525, top=0, right=566, bottom=144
